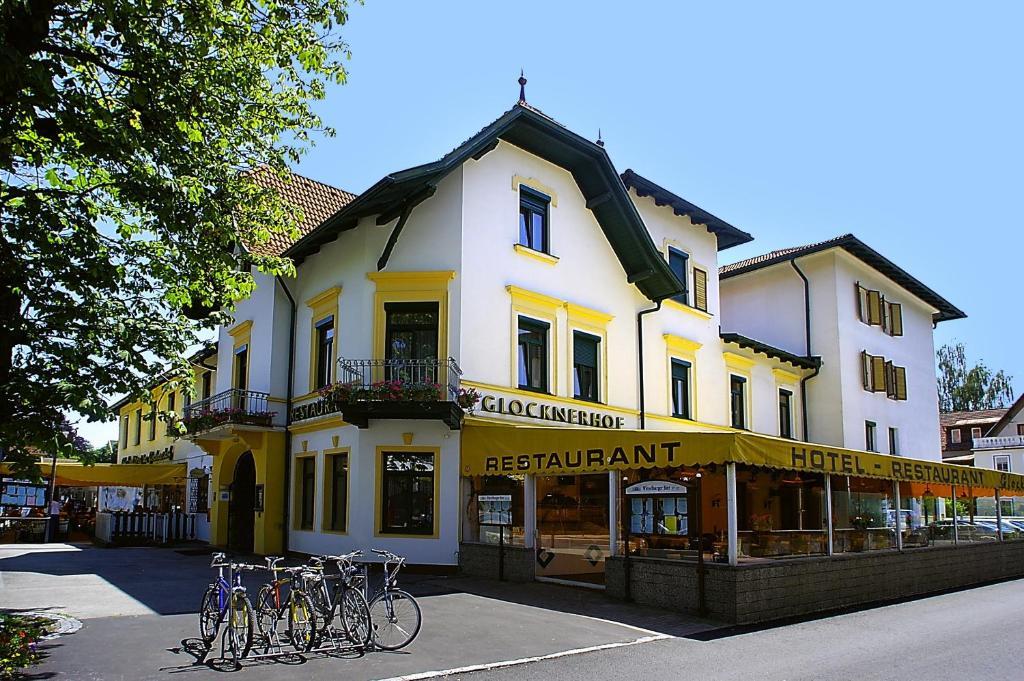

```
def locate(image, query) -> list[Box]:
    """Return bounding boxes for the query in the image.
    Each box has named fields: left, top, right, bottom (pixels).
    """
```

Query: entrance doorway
left=228, top=451, right=255, bottom=553
left=535, top=473, right=611, bottom=586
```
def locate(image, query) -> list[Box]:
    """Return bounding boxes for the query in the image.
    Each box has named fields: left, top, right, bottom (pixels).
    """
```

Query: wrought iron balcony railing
left=334, top=357, right=463, bottom=402
left=181, top=388, right=273, bottom=434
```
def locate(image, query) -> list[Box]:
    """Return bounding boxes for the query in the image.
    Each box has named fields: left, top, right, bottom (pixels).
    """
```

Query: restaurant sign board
left=477, top=494, right=512, bottom=526
left=625, top=480, right=688, bottom=496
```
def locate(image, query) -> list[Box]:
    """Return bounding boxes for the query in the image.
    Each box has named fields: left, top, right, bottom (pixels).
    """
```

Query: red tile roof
left=245, top=167, right=356, bottom=257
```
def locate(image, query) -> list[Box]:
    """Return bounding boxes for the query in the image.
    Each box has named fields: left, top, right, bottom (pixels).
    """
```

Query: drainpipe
left=636, top=300, right=664, bottom=431
left=790, top=259, right=820, bottom=442
left=275, top=275, right=297, bottom=555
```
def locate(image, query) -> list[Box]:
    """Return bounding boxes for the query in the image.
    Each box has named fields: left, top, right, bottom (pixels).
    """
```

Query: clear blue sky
left=79, top=1, right=1024, bottom=445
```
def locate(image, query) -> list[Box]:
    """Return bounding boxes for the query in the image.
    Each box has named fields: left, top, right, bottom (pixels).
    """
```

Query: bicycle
left=305, top=551, right=372, bottom=649
left=253, top=556, right=318, bottom=654
left=198, top=553, right=258, bottom=664
left=364, top=549, right=422, bottom=650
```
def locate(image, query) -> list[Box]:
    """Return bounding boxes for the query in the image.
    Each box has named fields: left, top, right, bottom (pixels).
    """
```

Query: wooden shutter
left=895, top=366, right=908, bottom=400
left=871, top=355, right=886, bottom=392
left=866, top=290, right=883, bottom=325
left=856, top=283, right=867, bottom=322
left=861, top=351, right=871, bottom=390
left=884, top=360, right=896, bottom=398
left=693, top=267, right=708, bottom=312
left=888, top=303, right=903, bottom=336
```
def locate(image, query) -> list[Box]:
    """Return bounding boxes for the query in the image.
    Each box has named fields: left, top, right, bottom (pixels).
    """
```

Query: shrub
left=0, top=614, right=47, bottom=679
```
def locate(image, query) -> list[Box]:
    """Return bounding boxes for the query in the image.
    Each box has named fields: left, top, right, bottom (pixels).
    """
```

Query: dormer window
left=518, top=186, right=549, bottom=253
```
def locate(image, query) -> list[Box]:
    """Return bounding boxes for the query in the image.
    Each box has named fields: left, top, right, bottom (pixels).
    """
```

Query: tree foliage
left=937, top=342, right=1015, bottom=413
left=0, top=0, right=352, bottom=476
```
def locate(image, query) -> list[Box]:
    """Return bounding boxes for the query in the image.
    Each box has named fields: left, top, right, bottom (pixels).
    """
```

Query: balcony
left=321, top=357, right=473, bottom=430
left=182, top=389, right=275, bottom=436
left=974, top=435, right=1024, bottom=450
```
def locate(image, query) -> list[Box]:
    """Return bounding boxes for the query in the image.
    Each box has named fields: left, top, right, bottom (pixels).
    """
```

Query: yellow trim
left=663, top=334, right=702, bottom=355
left=512, top=175, right=559, bottom=207
left=306, top=286, right=341, bottom=392
left=321, top=447, right=350, bottom=535
left=228, top=320, right=253, bottom=339
left=663, top=297, right=714, bottom=321
left=368, top=271, right=454, bottom=383
left=374, top=445, right=442, bottom=539
left=230, top=320, right=252, bottom=392
left=292, top=451, right=317, bottom=532
left=727, top=368, right=753, bottom=431
left=565, top=302, right=612, bottom=405
left=513, top=243, right=559, bottom=265
left=288, top=414, right=347, bottom=434
left=461, top=379, right=637, bottom=417
left=723, top=351, right=757, bottom=371
left=772, top=367, right=802, bottom=385
left=507, top=286, right=562, bottom=395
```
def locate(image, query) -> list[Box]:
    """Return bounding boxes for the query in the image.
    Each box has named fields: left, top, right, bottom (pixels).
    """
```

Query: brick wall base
left=459, top=541, right=535, bottom=582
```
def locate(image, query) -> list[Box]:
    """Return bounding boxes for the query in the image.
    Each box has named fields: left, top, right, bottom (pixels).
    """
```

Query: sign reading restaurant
left=479, top=394, right=626, bottom=429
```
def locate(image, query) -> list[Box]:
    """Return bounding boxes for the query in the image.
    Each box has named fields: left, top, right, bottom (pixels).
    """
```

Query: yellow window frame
left=321, top=447, right=350, bottom=535
left=306, top=286, right=342, bottom=392
left=292, top=451, right=318, bottom=532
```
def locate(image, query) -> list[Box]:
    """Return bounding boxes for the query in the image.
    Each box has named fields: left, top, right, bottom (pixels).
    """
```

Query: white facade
left=721, top=247, right=948, bottom=460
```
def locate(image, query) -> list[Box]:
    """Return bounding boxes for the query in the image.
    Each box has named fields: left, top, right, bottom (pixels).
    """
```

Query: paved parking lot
left=0, top=544, right=715, bottom=680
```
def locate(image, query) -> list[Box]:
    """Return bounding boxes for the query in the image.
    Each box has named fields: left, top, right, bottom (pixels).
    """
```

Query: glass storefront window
left=464, top=475, right=525, bottom=546
left=831, top=476, right=896, bottom=553
left=898, top=483, right=955, bottom=546
left=736, top=466, right=827, bottom=559
left=536, top=473, right=609, bottom=585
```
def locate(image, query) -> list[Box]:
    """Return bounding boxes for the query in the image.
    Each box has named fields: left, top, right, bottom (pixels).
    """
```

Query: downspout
left=636, top=300, right=664, bottom=430
left=275, top=275, right=297, bottom=555
left=790, top=259, right=820, bottom=442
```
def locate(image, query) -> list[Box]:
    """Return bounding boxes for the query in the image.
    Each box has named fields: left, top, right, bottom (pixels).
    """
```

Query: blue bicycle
left=199, top=552, right=257, bottom=663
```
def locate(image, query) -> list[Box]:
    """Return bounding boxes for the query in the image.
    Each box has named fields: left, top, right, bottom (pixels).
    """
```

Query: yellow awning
left=461, top=422, right=1024, bottom=494
left=1, top=460, right=187, bottom=487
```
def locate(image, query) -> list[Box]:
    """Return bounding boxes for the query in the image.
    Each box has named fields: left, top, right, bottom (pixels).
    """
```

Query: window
left=518, top=186, right=549, bottom=253
left=296, top=456, right=316, bottom=531
left=384, top=302, right=439, bottom=381
left=167, top=392, right=176, bottom=414
left=668, top=247, right=689, bottom=305
left=861, top=351, right=886, bottom=393
left=779, top=389, right=793, bottom=439
left=865, top=421, right=877, bottom=452
left=517, top=317, right=549, bottom=393
left=730, top=375, right=747, bottom=429
left=380, top=451, right=435, bottom=535
left=671, top=359, right=692, bottom=419
left=950, top=428, right=962, bottom=444
left=884, top=362, right=908, bottom=401
left=121, top=416, right=129, bottom=449
left=971, top=427, right=982, bottom=440
left=1018, top=424, right=1024, bottom=437
left=234, top=344, right=249, bottom=391
left=314, top=315, right=335, bottom=389
left=324, top=451, right=348, bottom=532
left=856, top=283, right=884, bottom=326
left=148, top=403, right=156, bottom=441
left=201, top=372, right=212, bottom=400
left=134, top=408, right=142, bottom=445
left=994, top=455, right=1011, bottom=473
left=889, top=427, right=900, bottom=455
left=885, top=301, right=903, bottom=336
left=572, top=331, right=600, bottom=402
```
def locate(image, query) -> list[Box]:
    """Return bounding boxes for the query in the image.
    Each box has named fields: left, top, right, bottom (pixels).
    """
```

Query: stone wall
left=607, top=541, right=1024, bottom=624
left=459, top=542, right=535, bottom=583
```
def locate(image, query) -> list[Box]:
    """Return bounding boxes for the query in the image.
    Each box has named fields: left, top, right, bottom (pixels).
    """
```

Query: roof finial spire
left=596, top=128, right=604, bottom=148
left=518, top=69, right=527, bottom=104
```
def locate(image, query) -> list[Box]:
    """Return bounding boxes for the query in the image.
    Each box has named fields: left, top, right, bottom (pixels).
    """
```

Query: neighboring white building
left=973, top=395, right=1024, bottom=476
left=719, top=236, right=965, bottom=459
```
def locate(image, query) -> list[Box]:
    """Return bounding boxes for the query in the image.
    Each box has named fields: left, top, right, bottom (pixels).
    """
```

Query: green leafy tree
left=937, top=342, right=1015, bottom=413
left=0, top=0, right=353, bottom=477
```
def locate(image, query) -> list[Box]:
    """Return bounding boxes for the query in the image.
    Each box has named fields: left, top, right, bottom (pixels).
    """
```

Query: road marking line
left=374, top=634, right=671, bottom=680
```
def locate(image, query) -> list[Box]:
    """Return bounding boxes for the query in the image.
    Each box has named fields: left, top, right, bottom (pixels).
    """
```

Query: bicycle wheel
left=287, top=591, right=318, bottom=652
left=254, top=585, right=278, bottom=648
left=229, top=591, right=254, bottom=659
left=368, top=589, right=422, bottom=650
left=340, top=587, right=372, bottom=647
left=198, top=585, right=220, bottom=644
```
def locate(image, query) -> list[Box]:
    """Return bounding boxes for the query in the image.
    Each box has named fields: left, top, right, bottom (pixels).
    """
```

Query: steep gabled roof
left=246, top=167, right=357, bottom=257
left=720, top=332, right=821, bottom=371
left=620, top=170, right=753, bottom=251
left=720, top=234, right=967, bottom=323
left=285, top=104, right=686, bottom=302
left=985, top=394, right=1024, bottom=438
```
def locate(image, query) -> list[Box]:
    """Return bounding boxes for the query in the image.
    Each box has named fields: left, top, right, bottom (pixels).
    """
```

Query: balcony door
left=384, top=302, right=439, bottom=383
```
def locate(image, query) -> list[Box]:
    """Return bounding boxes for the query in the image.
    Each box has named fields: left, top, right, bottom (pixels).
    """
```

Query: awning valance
left=461, top=422, right=1024, bottom=494
left=1, top=460, right=187, bottom=487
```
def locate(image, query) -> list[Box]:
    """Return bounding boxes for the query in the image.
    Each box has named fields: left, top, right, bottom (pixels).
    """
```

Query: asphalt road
left=454, top=578, right=1024, bottom=681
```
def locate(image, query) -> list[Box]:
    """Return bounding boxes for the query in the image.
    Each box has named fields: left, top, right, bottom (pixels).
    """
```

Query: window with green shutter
left=572, top=331, right=600, bottom=402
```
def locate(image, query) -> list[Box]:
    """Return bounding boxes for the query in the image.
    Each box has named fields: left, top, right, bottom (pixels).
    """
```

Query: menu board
left=477, top=494, right=512, bottom=526
left=629, top=495, right=688, bottom=536
left=1, top=479, right=47, bottom=507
